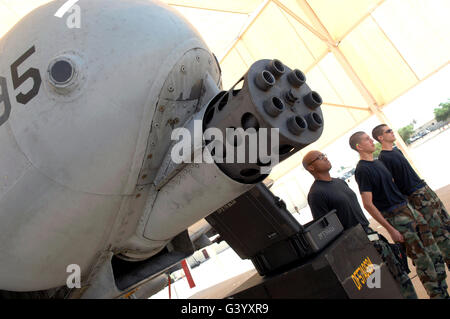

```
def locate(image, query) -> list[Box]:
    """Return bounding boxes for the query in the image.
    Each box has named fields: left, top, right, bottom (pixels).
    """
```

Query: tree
left=398, top=124, right=414, bottom=144
left=434, top=99, right=450, bottom=122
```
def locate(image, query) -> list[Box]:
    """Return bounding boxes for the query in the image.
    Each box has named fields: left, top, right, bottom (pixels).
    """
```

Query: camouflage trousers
left=383, top=204, right=449, bottom=299
left=369, top=230, right=417, bottom=299
left=408, top=184, right=450, bottom=268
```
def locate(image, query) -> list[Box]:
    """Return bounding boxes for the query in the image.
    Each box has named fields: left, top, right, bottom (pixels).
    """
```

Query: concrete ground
left=368, top=185, right=450, bottom=299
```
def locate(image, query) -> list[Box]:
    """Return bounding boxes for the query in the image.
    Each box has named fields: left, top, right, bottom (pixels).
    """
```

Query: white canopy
left=1, top=0, right=449, bottom=179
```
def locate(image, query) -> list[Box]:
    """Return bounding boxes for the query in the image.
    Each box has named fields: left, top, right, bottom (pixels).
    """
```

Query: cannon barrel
left=143, top=59, right=324, bottom=242
left=203, top=59, right=324, bottom=184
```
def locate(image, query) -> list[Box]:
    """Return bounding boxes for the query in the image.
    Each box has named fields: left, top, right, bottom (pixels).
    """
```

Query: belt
left=382, top=202, right=407, bottom=218
left=385, top=201, right=407, bottom=213
left=407, top=182, right=426, bottom=196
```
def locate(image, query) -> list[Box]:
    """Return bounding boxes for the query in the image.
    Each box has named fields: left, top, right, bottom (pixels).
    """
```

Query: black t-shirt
left=379, top=148, right=424, bottom=196
left=308, top=178, right=369, bottom=230
left=355, top=160, right=406, bottom=212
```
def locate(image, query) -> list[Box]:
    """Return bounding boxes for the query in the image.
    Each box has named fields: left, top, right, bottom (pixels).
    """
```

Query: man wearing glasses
left=303, top=151, right=370, bottom=231
left=302, top=150, right=417, bottom=298
left=372, top=124, right=449, bottom=270
left=349, top=131, right=448, bottom=298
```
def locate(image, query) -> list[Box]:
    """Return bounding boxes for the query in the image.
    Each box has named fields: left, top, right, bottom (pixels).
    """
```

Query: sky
left=324, top=64, right=450, bottom=176
left=382, top=64, right=450, bottom=129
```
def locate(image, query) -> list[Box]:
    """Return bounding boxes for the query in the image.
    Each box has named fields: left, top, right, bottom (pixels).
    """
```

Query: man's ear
left=307, top=165, right=314, bottom=172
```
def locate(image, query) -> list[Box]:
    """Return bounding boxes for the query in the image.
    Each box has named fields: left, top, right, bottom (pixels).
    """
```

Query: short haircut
left=349, top=131, right=366, bottom=151
left=372, top=124, right=387, bottom=142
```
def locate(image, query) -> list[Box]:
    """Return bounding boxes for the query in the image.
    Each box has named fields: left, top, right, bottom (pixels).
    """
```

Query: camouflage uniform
left=383, top=203, right=449, bottom=299
left=367, top=229, right=417, bottom=299
left=408, top=184, right=450, bottom=269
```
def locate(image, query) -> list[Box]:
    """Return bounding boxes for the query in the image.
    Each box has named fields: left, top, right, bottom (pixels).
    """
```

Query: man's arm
left=360, top=192, right=404, bottom=243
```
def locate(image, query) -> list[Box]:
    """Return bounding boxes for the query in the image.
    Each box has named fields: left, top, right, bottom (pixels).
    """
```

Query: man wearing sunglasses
left=350, top=131, right=448, bottom=299
left=303, top=150, right=417, bottom=298
left=373, top=124, right=449, bottom=270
